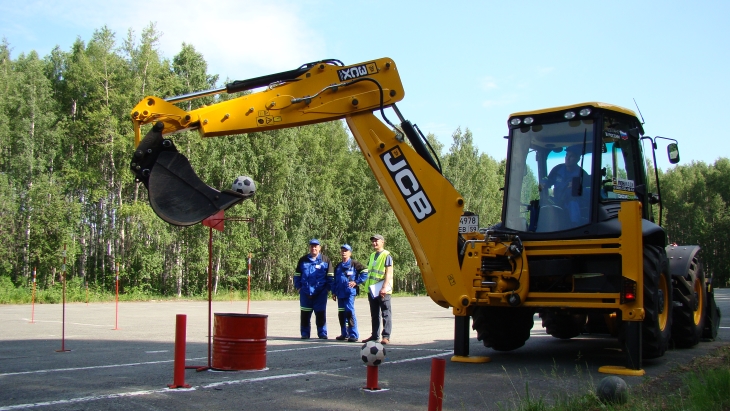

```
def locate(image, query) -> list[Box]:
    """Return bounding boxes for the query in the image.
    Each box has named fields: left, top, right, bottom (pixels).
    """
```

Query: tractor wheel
left=540, top=311, right=586, bottom=340
left=642, top=245, right=673, bottom=359
left=472, top=306, right=535, bottom=351
left=672, top=257, right=706, bottom=348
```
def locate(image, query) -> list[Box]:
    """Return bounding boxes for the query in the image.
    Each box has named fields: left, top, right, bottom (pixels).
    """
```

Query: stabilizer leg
left=451, top=315, right=490, bottom=363
left=599, top=321, right=645, bottom=376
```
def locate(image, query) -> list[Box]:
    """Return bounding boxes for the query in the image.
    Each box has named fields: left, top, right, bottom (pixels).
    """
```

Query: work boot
left=362, top=336, right=379, bottom=343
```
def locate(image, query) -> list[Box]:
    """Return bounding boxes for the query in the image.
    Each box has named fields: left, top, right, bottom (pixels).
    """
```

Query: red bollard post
left=428, top=358, right=446, bottom=411
left=363, top=365, right=381, bottom=390
left=168, top=314, right=191, bottom=389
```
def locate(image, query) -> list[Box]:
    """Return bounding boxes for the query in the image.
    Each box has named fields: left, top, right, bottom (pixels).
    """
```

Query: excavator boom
left=130, top=58, right=466, bottom=309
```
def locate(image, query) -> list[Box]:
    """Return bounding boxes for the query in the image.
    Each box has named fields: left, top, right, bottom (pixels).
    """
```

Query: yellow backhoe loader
left=130, top=58, right=719, bottom=375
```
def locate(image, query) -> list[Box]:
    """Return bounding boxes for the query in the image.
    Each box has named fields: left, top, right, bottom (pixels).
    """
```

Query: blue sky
left=2, top=0, right=728, bottom=170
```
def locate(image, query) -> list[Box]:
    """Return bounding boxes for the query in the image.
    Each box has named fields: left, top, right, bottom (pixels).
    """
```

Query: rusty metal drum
left=212, top=313, right=267, bottom=370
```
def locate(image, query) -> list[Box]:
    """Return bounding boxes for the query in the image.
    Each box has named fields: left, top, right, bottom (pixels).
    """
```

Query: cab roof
left=509, top=102, right=639, bottom=119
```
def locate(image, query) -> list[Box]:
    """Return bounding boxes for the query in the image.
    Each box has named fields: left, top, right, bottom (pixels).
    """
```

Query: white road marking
left=384, top=351, right=452, bottom=364
left=0, top=357, right=206, bottom=377
left=18, top=319, right=111, bottom=327
left=202, top=371, right=319, bottom=388
left=0, top=344, right=452, bottom=378
left=0, top=372, right=320, bottom=410
left=0, top=388, right=177, bottom=411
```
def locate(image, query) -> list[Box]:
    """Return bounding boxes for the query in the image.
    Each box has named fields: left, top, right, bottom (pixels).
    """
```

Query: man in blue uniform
left=331, top=244, right=368, bottom=342
left=539, top=145, right=590, bottom=227
left=294, top=239, right=334, bottom=339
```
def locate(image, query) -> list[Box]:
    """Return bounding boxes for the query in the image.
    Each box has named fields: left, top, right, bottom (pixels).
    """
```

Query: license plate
left=459, top=215, right=479, bottom=234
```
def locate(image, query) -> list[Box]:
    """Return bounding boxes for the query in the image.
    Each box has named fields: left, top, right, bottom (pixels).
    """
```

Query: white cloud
left=6, top=0, right=327, bottom=80
left=536, top=66, right=555, bottom=77
left=482, top=93, right=519, bottom=109
left=418, top=121, right=457, bottom=139
left=480, top=76, right=498, bottom=91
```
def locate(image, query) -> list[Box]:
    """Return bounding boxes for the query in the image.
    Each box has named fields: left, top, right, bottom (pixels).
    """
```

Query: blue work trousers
left=337, top=296, right=358, bottom=339
left=300, top=290, right=328, bottom=338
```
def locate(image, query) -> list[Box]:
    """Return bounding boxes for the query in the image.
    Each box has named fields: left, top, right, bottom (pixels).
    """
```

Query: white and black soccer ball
left=361, top=341, right=386, bottom=366
left=231, top=176, right=256, bottom=196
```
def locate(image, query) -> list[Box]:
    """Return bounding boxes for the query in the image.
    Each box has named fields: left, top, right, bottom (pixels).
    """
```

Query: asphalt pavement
left=1, top=291, right=729, bottom=410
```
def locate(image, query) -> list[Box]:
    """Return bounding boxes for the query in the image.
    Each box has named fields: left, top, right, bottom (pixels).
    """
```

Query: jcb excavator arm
left=130, top=58, right=468, bottom=310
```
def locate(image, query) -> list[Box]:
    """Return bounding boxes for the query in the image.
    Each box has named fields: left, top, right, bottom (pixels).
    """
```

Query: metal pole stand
left=56, top=245, right=70, bottom=353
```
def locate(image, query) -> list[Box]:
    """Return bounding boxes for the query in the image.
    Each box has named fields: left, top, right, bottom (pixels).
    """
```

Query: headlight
left=510, top=118, right=522, bottom=126
left=523, top=117, right=534, bottom=125
left=579, top=108, right=591, bottom=117
left=564, top=111, right=576, bottom=120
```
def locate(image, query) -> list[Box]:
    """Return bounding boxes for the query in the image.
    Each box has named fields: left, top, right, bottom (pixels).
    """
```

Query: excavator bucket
left=130, top=122, right=249, bottom=226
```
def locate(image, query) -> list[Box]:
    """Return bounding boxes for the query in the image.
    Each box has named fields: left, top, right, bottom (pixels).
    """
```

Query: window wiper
left=577, top=128, right=587, bottom=196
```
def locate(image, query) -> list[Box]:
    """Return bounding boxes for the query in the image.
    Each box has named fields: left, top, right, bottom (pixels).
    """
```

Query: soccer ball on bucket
left=231, top=176, right=256, bottom=196
left=361, top=341, right=386, bottom=366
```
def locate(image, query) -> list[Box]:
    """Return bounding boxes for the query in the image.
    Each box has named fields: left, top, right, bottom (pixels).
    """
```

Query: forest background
left=1, top=25, right=728, bottom=302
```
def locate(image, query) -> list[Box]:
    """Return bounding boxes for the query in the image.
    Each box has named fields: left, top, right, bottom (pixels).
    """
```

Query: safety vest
left=365, top=250, right=390, bottom=290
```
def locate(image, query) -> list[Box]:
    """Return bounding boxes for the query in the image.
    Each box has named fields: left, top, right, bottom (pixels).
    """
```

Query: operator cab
left=503, top=102, right=650, bottom=236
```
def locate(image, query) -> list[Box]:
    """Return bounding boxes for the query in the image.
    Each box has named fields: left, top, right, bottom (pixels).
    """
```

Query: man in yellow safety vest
left=362, top=234, right=394, bottom=344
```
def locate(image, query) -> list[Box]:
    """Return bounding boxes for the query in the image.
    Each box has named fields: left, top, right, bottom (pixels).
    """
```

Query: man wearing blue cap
left=332, top=244, right=368, bottom=342
left=294, top=239, right=334, bottom=339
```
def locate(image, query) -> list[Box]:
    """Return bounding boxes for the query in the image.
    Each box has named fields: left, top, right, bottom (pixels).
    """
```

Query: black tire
left=642, top=245, right=673, bottom=359
left=472, top=306, right=534, bottom=351
left=540, top=311, right=586, bottom=340
left=672, top=257, right=706, bottom=348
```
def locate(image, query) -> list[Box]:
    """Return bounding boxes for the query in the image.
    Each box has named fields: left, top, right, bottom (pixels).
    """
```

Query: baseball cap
left=566, top=145, right=583, bottom=155
left=370, top=234, right=384, bottom=242
left=309, top=239, right=320, bottom=245
left=341, top=244, right=352, bottom=251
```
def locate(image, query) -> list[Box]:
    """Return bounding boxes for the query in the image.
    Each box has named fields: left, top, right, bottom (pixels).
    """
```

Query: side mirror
left=667, top=143, right=680, bottom=164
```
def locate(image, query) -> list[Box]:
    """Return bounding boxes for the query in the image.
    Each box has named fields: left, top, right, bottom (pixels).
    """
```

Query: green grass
left=0, top=275, right=426, bottom=304
left=0, top=276, right=300, bottom=304
left=497, top=345, right=730, bottom=411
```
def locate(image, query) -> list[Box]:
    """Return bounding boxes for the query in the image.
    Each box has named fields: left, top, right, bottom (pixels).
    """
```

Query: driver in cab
left=538, top=145, right=589, bottom=226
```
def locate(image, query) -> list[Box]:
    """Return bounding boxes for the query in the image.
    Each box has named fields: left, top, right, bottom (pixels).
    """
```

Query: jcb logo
left=337, top=63, right=375, bottom=81
left=381, top=147, right=435, bottom=222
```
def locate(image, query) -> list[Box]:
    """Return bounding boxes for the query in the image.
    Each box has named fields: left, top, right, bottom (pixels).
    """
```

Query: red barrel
left=213, top=313, right=268, bottom=370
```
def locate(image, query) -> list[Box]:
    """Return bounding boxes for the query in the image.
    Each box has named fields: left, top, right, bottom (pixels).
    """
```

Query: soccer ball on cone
left=361, top=341, right=386, bottom=366
left=231, top=176, right=256, bottom=196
